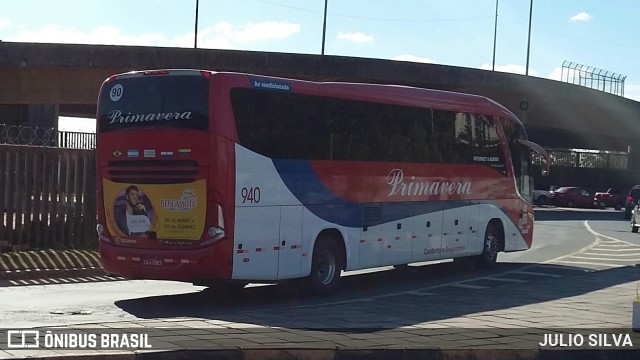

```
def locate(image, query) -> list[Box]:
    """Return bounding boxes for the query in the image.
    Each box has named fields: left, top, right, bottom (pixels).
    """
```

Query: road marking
left=584, top=221, right=640, bottom=246
left=553, top=260, right=626, bottom=268
left=449, top=283, right=489, bottom=289
left=569, top=255, right=638, bottom=263
left=512, top=270, right=561, bottom=277
left=485, top=277, right=528, bottom=283
left=582, top=252, right=640, bottom=257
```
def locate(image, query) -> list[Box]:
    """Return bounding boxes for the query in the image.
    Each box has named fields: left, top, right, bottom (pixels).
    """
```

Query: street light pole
left=525, top=0, right=533, bottom=76
left=194, top=0, right=199, bottom=49
left=321, top=0, right=328, bottom=55
left=492, top=0, right=498, bottom=71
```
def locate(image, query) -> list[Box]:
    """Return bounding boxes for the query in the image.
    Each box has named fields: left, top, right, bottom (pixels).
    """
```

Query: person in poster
left=114, top=185, right=152, bottom=236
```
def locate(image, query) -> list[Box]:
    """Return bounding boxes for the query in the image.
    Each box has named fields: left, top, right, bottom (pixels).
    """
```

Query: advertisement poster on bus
left=102, top=179, right=206, bottom=240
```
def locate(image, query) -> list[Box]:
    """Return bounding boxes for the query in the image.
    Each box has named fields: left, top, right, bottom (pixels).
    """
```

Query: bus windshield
left=97, top=74, right=209, bottom=133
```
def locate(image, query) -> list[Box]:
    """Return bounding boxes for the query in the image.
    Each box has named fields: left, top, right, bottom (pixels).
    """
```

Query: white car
left=631, top=201, right=640, bottom=233
left=533, top=186, right=559, bottom=205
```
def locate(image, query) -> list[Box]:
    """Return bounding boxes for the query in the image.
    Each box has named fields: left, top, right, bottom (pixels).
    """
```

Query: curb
left=0, top=249, right=105, bottom=281
left=0, top=266, right=107, bottom=282
left=0, top=249, right=100, bottom=271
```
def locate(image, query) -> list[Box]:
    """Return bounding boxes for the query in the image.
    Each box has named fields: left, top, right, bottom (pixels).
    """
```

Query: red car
left=549, top=187, right=594, bottom=208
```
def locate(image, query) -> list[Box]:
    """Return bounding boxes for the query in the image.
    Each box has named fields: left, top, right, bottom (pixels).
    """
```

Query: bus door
left=233, top=206, right=280, bottom=280
left=277, top=205, right=303, bottom=279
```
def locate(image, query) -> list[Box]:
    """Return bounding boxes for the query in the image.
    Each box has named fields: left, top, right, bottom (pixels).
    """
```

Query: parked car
left=533, top=186, right=559, bottom=205
left=593, top=188, right=625, bottom=210
left=624, top=185, right=640, bottom=219
left=549, top=186, right=594, bottom=208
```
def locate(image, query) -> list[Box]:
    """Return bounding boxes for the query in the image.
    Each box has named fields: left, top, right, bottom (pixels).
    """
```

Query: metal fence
left=0, top=144, right=97, bottom=251
left=561, top=61, right=626, bottom=97
left=532, top=148, right=628, bottom=170
left=531, top=148, right=639, bottom=194
left=0, top=124, right=95, bottom=149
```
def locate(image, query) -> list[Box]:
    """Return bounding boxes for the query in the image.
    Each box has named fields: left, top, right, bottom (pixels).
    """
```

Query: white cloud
left=391, top=54, right=435, bottom=63
left=197, top=21, right=301, bottom=49
left=5, top=21, right=301, bottom=49
left=0, top=19, right=10, bottom=29
left=547, top=67, right=563, bottom=81
left=337, top=32, right=374, bottom=43
left=8, top=24, right=171, bottom=46
left=623, top=83, right=640, bottom=102
left=480, top=63, right=538, bottom=76
left=570, top=12, right=592, bottom=22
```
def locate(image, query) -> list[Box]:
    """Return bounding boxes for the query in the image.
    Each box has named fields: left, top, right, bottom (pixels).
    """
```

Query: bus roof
left=106, top=69, right=524, bottom=129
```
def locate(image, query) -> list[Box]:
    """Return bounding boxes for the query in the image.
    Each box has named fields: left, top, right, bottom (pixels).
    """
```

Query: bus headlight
left=206, top=226, right=225, bottom=241
left=201, top=203, right=225, bottom=245
left=96, top=224, right=104, bottom=235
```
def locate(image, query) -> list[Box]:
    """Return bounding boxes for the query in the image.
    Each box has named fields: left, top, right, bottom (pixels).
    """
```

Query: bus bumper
left=99, top=241, right=229, bottom=282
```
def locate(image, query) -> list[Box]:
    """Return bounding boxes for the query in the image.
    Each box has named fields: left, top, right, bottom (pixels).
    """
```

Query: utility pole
left=194, top=0, right=200, bottom=48
left=525, top=0, right=533, bottom=76
left=321, top=0, right=328, bottom=55
left=492, top=0, right=498, bottom=71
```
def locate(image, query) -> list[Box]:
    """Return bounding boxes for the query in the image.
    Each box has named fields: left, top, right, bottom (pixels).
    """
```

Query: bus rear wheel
left=478, top=223, right=500, bottom=268
left=307, top=236, right=343, bottom=296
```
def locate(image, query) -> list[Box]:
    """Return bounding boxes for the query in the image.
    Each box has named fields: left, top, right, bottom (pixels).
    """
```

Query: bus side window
left=471, top=115, right=507, bottom=175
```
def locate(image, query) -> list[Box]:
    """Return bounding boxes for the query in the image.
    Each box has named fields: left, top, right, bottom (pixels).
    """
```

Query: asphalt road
left=2, top=207, right=639, bottom=329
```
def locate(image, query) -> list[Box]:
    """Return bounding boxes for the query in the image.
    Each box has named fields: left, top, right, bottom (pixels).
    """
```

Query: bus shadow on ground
left=114, top=262, right=640, bottom=330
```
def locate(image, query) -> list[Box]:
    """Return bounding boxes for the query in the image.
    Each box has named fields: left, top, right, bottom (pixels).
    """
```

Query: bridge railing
left=0, top=124, right=95, bottom=149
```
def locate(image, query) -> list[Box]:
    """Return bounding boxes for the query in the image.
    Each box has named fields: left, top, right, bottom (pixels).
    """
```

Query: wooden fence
left=0, top=144, right=96, bottom=251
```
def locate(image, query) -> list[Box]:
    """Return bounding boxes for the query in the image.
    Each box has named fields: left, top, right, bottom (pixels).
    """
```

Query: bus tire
left=478, top=223, right=500, bottom=268
left=307, top=236, right=343, bottom=296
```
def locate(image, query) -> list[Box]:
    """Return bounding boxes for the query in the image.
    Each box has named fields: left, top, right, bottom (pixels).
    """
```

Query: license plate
left=142, top=257, right=162, bottom=266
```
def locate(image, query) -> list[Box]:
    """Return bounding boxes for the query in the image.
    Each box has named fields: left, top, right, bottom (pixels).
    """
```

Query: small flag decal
left=178, top=148, right=192, bottom=155
left=127, top=150, right=139, bottom=158
left=143, top=149, right=156, bottom=158
left=160, top=151, right=173, bottom=157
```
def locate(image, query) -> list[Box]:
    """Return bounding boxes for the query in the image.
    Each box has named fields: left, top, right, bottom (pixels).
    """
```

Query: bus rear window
left=97, top=75, right=209, bottom=132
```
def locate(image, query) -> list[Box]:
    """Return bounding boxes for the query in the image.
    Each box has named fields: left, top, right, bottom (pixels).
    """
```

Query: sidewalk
left=1, top=264, right=640, bottom=359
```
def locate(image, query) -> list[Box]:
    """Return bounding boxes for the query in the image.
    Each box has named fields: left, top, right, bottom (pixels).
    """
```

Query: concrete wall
left=1, top=41, right=639, bottom=154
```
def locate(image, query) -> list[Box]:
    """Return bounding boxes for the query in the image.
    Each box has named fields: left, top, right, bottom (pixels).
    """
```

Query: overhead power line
left=253, top=0, right=493, bottom=23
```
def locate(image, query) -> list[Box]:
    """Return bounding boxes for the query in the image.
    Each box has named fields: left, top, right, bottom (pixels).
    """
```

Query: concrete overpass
left=1, top=41, right=639, bottom=154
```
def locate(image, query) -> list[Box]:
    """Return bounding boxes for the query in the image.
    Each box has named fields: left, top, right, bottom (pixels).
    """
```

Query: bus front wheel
left=478, top=223, right=500, bottom=268
left=307, top=236, right=343, bottom=295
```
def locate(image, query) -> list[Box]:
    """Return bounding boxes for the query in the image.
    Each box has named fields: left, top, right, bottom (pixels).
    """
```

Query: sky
left=1, top=0, right=639, bottom=132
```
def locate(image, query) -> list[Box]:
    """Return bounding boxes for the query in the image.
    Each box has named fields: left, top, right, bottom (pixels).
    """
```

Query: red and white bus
left=96, top=70, right=549, bottom=295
